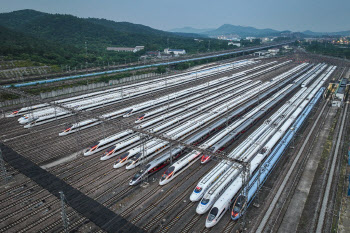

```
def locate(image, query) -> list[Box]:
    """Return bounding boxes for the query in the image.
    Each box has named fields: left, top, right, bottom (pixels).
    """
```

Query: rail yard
left=0, top=53, right=349, bottom=233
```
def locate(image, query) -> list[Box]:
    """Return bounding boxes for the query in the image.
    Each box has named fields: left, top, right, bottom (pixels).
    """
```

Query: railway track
left=0, top=59, right=310, bottom=232
left=131, top=164, right=205, bottom=226
left=268, top=102, right=332, bottom=232
left=141, top=165, right=208, bottom=232
left=180, top=214, right=202, bottom=233
left=254, top=98, right=330, bottom=232
left=316, top=101, right=348, bottom=232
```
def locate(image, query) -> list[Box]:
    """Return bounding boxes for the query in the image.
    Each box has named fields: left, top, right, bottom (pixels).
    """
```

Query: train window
left=233, top=205, right=241, bottom=213
left=208, top=207, right=218, bottom=221
left=201, top=198, right=210, bottom=205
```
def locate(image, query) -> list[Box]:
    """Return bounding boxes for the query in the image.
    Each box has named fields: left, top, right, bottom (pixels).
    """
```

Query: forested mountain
left=0, top=24, right=81, bottom=65
left=169, top=27, right=215, bottom=34
left=0, top=10, right=229, bottom=67
left=204, top=24, right=284, bottom=37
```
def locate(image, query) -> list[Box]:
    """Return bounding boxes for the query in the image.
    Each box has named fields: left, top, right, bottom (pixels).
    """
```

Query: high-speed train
left=199, top=84, right=295, bottom=164
left=12, top=59, right=255, bottom=127
left=100, top=134, right=141, bottom=160
left=59, top=119, right=101, bottom=136
left=159, top=67, right=297, bottom=186
left=83, top=131, right=132, bottom=156
left=196, top=165, right=241, bottom=214
left=231, top=195, right=248, bottom=220
left=129, top=146, right=185, bottom=185
left=205, top=66, right=336, bottom=227
left=190, top=160, right=231, bottom=202
left=113, top=139, right=162, bottom=168
left=231, top=86, right=329, bottom=222
left=205, top=150, right=266, bottom=228
left=159, top=150, right=202, bottom=185
left=125, top=141, right=168, bottom=169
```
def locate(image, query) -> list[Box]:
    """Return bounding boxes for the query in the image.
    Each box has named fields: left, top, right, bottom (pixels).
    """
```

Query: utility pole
left=59, top=191, right=69, bottom=232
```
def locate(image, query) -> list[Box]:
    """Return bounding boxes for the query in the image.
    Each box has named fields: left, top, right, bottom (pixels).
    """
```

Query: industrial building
left=107, top=46, right=145, bottom=53
left=164, top=48, right=186, bottom=55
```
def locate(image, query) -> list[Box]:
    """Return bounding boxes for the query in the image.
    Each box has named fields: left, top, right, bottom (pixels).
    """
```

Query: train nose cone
left=201, top=155, right=210, bottom=164
left=190, top=193, right=200, bottom=202
left=231, top=212, right=240, bottom=221
left=196, top=204, right=209, bottom=214
left=205, top=219, right=216, bottom=228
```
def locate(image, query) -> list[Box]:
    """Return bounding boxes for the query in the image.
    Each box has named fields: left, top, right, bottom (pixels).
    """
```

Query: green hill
left=0, top=24, right=81, bottom=65
left=0, top=9, right=231, bottom=67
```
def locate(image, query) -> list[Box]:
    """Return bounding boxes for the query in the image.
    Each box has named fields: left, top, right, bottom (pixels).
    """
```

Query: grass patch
left=0, top=92, right=20, bottom=101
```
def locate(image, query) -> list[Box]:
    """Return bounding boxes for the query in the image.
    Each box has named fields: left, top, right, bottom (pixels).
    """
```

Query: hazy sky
left=1, top=0, right=349, bottom=32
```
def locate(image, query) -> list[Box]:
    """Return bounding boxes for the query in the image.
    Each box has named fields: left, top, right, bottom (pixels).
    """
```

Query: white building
left=262, top=37, right=272, bottom=43
left=228, top=42, right=241, bottom=47
left=134, top=46, right=145, bottom=52
left=268, top=48, right=280, bottom=55
left=106, top=46, right=144, bottom=53
left=246, top=37, right=256, bottom=42
left=164, top=48, right=186, bottom=55
left=254, top=51, right=268, bottom=56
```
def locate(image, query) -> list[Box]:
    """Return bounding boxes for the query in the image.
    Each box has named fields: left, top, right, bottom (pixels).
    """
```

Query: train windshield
left=137, top=114, right=145, bottom=120
left=132, top=170, right=144, bottom=181
left=164, top=166, right=175, bottom=176
left=89, top=142, right=99, bottom=151
left=208, top=207, right=218, bottom=221
left=201, top=198, right=210, bottom=205
left=233, top=205, right=241, bottom=213
left=161, top=166, right=174, bottom=180
left=133, top=163, right=151, bottom=181
left=194, top=186, right=202, bottom=193
left=233, top=196, right=246, bottom=212
left=120, top=152, right=129, bottom=159
left=134, top=152, right=142, bottom=159
left=63, top=126, right=72, bottom=132
left=116, top=152, right=129, bottom=163
left=104, top=146, right=115, bottom=155
left=125, top=109, right=133, bottom=115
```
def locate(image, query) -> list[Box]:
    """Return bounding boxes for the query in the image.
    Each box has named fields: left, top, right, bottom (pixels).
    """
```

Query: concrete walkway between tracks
left=0, top=143, right=144, bottom=233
